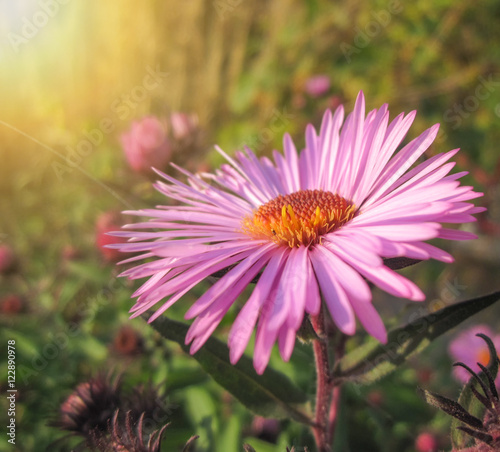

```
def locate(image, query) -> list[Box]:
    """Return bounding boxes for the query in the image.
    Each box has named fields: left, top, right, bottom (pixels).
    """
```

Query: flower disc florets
left=242, top=189, right=356, bottom=247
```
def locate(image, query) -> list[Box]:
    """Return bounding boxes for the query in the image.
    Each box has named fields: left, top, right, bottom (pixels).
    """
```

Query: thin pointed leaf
left=333, top=291, right=500, bottom=384
left=457, top=427, right=493, bottom=446
left=451, top=334, right=499, bottom=449
left=419, top=389, right=484, bottom=430
left=147, top=315, right=311, bottom=424
left=182, top=435, right=199, bottom=452
left=469, top=384, right=493, bottom=411
left=453, top=362, right=490, bottom=402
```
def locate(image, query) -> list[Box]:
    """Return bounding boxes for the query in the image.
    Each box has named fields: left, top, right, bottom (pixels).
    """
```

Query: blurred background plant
left=1, top=0, right=500, bottom=450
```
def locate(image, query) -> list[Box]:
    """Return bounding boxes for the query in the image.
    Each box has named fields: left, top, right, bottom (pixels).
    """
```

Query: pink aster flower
left=448, top=325, right=500, bottom=384
left=120, top=116, right=171, bottom=173
left=111, top=91, right=484, bottom=374
left=305, top=75, right=331, bottom=97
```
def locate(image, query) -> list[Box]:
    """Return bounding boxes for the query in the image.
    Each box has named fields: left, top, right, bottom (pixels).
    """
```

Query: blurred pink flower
left=448, top=325, right=500, bottom=384
left=415, top=432, right=439, bottom=452
left=0, top=244, right=15, bottom=273
left=96, top=212, right=128, bottom=262
left=251, top=416, right=280, bottom=442
left=170, top=112, right=199, bottom=141
left=0, top=294, right=24, bottom=315
left=305, top=75, right=330, bottom=97
left=111, top=91, right=483, bottom=374
left=120, top=117, right=171, bottom=173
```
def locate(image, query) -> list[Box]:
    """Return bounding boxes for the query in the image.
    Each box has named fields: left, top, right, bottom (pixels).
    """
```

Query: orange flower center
left=242, top=189, right=356, bottom=248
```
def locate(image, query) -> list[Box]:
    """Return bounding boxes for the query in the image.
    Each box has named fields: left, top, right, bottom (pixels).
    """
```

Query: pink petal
left=310, top=248, right=356, bottom=335
left=278, top=324, right=296, bottom=361
left=228, top=249, right=289, bottom=364
left=185, top=243, right=275, bottom=319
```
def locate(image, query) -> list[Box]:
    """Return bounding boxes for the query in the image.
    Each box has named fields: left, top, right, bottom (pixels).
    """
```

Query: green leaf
left=451, top=334, right=499, bottom=449
left=184, top=386, right=217, bottom=451
left=331, top=386, right=349, bottom=452
left=218, top=415, right=242, bottom=452
left=184, top=386, right=217, bottom=426
left=166, top=366, right=208, bottom=391
left=418, top=389, right=484, bottom=430
left=148, top=316, right=311, bottom=424
left=67, top=260, right=110, bottom=284
left=333, top=291, right=500, bottom=384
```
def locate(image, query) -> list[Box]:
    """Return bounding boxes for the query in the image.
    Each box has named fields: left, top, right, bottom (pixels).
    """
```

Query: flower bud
left=305, top=75, right=330, bottom=97
left=251, top=416, right=280, bottom=443
left=415, top=432, right=439, bottom=452
left=55, top=373, right=121, bottom=437
left=0, top=245, right=15, bottom=273
left=112, top=325, right=143, bottom=356
left=121, top=117, right=171, bottom=173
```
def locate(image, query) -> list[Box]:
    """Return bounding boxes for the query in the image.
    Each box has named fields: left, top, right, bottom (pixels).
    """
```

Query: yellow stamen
left=241, top=189, right=356, bottom=248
